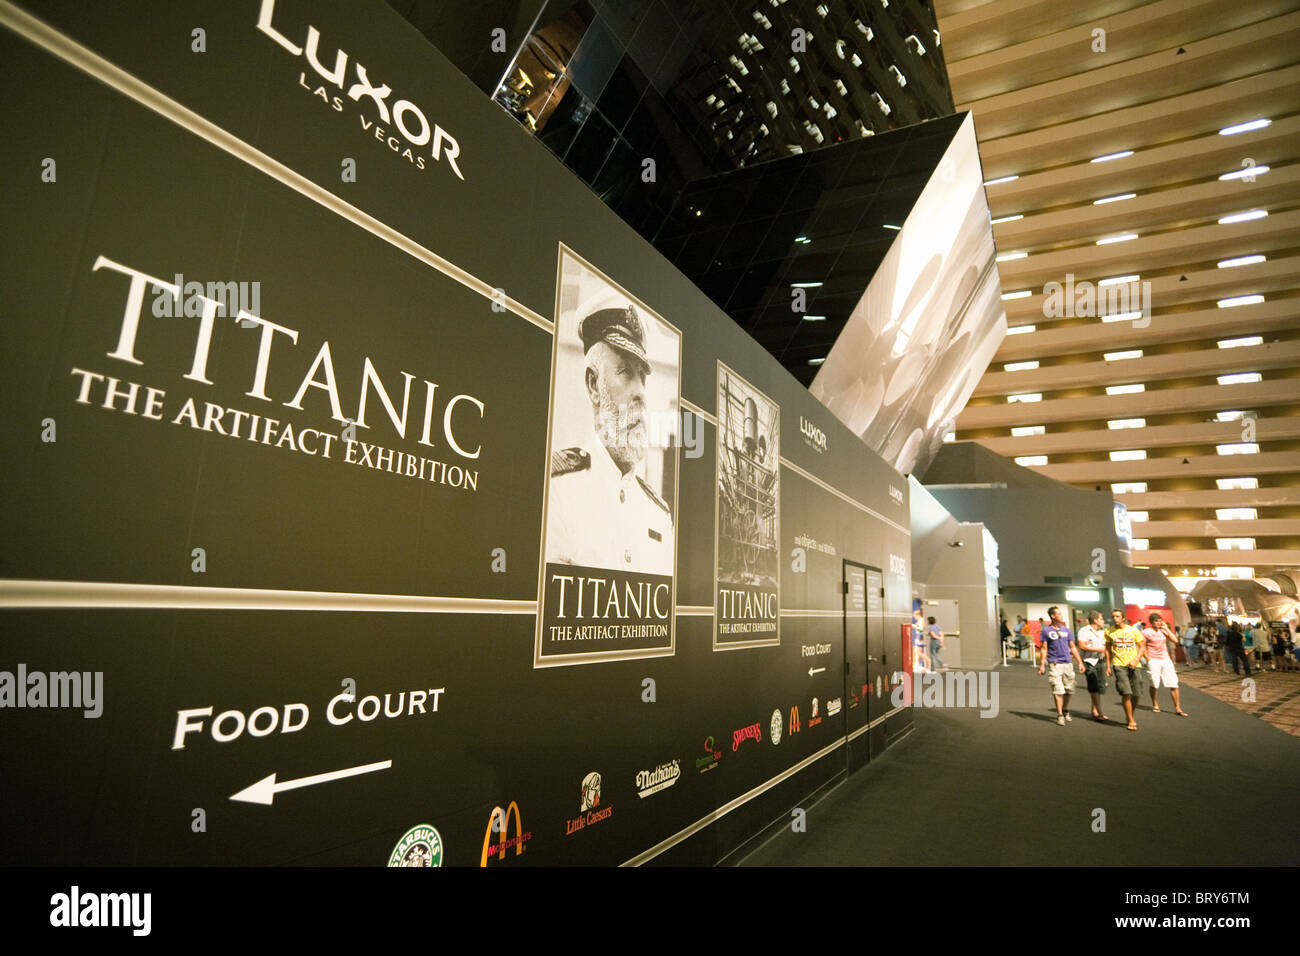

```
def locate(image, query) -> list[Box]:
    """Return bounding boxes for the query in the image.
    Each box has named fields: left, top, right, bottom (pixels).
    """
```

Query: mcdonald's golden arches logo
left=788, top=705, right=801, bottom=734
left=480, top=800, right=531, bottom=866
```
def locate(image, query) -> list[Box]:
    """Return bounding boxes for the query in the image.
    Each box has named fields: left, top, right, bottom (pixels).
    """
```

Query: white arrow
left=808, top=666, right=826, bottom=677
left=230, top=759, right=392, bottom=806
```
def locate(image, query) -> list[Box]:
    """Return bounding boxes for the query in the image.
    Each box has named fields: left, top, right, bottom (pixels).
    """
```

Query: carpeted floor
left=740, top=658, right=1300, bottom=866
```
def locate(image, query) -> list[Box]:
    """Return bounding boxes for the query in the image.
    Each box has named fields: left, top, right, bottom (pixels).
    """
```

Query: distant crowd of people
left=998, top=607, right=1299, bottom=731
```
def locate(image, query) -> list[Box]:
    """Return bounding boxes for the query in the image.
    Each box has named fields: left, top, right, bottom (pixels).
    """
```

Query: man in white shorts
left=1143, top=612, right=1188, bottom=717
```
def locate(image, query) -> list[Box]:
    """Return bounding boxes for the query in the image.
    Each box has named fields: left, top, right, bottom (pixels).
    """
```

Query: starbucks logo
left=770, top=708, right=783, bottom=745
left=388, top=824, right=444, bottom=867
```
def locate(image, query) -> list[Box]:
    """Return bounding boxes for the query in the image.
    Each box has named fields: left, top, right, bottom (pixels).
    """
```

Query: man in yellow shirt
left=1105, top=609, right=1147, bottom=732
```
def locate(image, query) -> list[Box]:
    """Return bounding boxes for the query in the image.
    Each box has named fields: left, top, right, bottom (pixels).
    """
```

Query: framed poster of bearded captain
left=714, top=363, right=781, bottom=649
left=535, top=246, right=682, bottom=667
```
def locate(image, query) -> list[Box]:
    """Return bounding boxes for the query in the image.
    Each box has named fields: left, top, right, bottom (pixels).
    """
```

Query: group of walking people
left=1034, top=606, right=1186, bottom=731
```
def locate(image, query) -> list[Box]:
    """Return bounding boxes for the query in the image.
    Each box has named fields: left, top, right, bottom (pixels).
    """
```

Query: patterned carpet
left=1175, top=662, right=1300, bottom=736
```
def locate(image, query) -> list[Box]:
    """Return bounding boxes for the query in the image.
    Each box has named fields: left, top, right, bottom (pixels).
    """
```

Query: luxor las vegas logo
left=388, top=824, right=444, bottom=867
left=770, top=708, right=783, bottom=745
left=256, top=0, right=465, bottom=179
left=565, top=771, right=613, bottom=835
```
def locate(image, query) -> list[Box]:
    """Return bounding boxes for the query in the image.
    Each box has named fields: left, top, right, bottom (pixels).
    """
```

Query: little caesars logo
left=635, top=759, right=681, bottom=798
left=565, top=771, right=613, bottom=835
left=388, top=824, right=444, bottom=867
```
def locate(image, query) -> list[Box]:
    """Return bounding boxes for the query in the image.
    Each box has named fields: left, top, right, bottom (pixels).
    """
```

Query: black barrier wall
left=0, top=0, right=913, bottom=866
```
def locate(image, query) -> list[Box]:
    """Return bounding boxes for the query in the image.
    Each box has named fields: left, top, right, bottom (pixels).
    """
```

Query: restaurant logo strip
left=566, top=771, right=613, bottom=835
left=480, top=801, right=531, bottom=866
left=388, top=824, right=444, bottom=867
left=714, top=363, right=780, bottom=650
left=537, top=248, right=682, bottom=667
left=635, top=759, right=681, bottom=798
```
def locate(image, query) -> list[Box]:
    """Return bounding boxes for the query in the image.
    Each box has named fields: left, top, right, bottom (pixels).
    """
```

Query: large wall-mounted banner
left=537, top=247, right=681, bottom=667
left=0, top=0, right=914, bottom=867
left=714, top=362, right=780, bottom=650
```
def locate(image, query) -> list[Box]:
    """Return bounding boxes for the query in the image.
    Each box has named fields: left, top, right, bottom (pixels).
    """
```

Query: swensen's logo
left=732, top=722, right=762, bottom=751
left=788, top=705, right=801, bottom=734
left=481, top=801, right=531, bottom=866
left=566, top=772, right=613, bottom=835
left=635, top=759, right=681, bottom=798
left=770, top=708, right=783, bottom=745
left=697, top=736, right=721, bottom=773
left=808, top=697, right=822, bottom=728
left=800, top=416, right=827, bottom=453
left=256, top=0, right=464, bottom=179
left=388, top=824, right=444, bottom=867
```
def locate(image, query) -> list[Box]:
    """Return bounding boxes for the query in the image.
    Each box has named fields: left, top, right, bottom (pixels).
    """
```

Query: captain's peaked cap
left=578, top=304, right=650, bottom=376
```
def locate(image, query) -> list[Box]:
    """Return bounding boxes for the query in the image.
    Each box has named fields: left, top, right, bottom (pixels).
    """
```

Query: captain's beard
left=594, top=386, right=647, bottom=474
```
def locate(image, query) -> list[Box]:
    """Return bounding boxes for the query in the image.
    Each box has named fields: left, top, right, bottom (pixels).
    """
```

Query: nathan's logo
left=566, top=772, right=613, bottom=835
left=481, top=801, right=531, bottom=866
left=808, top=697, right=822, bottom=728
left=697, top=736, right=722, bottom=773
left=799, top=416, right=827, bottom=453
left=635, top=759, right=681, bottom=798
left=827, top=697, right=842, bottom=716
left=256, top=0, right=464, bottom=179
left=770, top=708, right=783, bottom=745
left=388, top=824, right=443, bottom=867
left=788, top=705, right=801, bottom=734
left=732, top=722, right=762, bottom=752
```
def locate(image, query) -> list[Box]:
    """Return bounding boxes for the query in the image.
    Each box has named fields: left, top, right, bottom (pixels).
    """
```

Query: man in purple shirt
left=1037, top=605, right=1086, bottom=726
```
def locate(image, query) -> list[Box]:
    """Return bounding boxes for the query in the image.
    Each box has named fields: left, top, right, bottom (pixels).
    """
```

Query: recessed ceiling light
left=1001, top=290, right=1032, bottom=300
left=808, top=357, right=826, bottom=365
left=1099, top=274, right=1140, bottom=286
left=1219, top=165, right=1270, bottom=181
left=1217, top=294, right=1264, bottom=308
left=791, top=281, right=823, bottom=288
left=1218, top=210, right=1267, bottom=224
left=883, top=223, right=901, bottom=231
left=1093, top=193, right=1136, bottom=205
left=1096, top=233, right=1138, bottom=244
left=1217, top=254, right=1265, bottom=268
left=1091, top=150, right=1133, bottom=163
left=984, top=175, right=1018, bottom=186
left=1005, top=324, right=1035, bottom=335
left=995, top=251, right=1027, bottom=262
left=802, top=315, right=827, bottom=321
left=1217, top=336, right=1262, bottom=348
left=1101, top=311, right=1144, bottom=323
left=991, top=214, right=1023, bottom=224
left=1219, top=118, right=1271, bottom=136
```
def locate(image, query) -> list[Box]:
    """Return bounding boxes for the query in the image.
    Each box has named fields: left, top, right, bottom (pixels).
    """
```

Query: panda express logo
left=697, top=736, right=721, bottom=773
left=256, top=0, right=465, bottom=179
left=481, top=801, right=531, bottom=866
left=565, top=771, right=613, bottom=835
left=388, top=823, right=444, bottom=867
